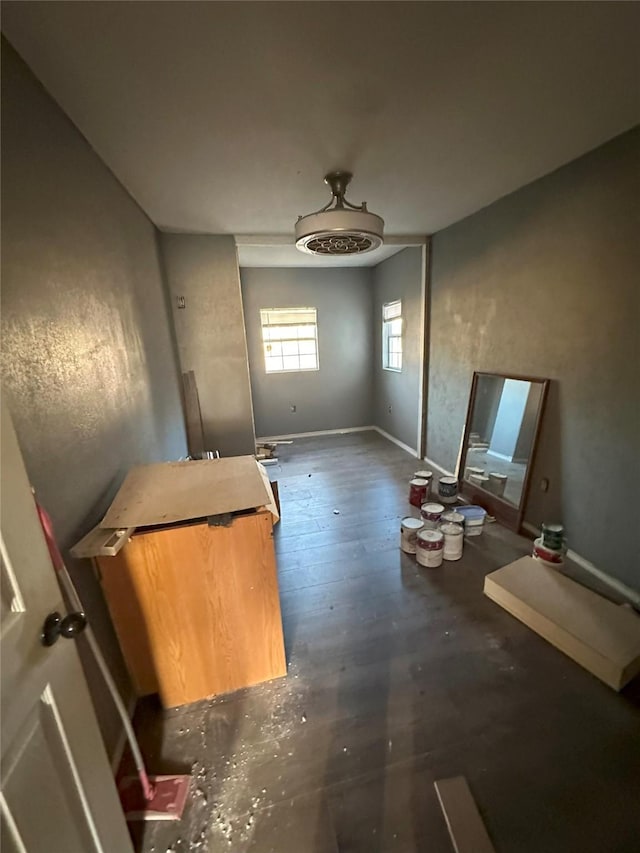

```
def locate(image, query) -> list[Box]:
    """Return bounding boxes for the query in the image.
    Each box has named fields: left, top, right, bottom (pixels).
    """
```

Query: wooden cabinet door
left=99, top=512, right=286, bottom=707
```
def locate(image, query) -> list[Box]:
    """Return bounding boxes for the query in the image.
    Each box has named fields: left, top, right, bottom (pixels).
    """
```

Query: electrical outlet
left=290, top=405, right=297, bottom=413
left=388, top=405, right=393, bottom=414
left=176, top=295, right=186, bottom=309
left=540, top=478, right=549, bottom=493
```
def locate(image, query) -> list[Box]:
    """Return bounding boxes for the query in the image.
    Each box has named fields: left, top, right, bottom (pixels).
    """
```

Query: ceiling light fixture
left=295, top=171, right=384, bottom=256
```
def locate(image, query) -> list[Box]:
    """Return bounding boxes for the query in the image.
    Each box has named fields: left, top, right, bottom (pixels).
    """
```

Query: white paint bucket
left=416, top=529, right=444, bottom=568
left=441, top=510, right=465, bottom=528
left=440, top=522, right=464, bottom=561
left=400, top=517, right=424, bottom=554
left=420, top=502, right=445, bottom=529
left=532, top=536, right=565, bottom=567
left=488, top=472, right=507, bottom=497
left=469, top=474, right=490, bottom=490
left=438, top=477, right=459, bottom=504
left=465, top=466, right=485, bottom=480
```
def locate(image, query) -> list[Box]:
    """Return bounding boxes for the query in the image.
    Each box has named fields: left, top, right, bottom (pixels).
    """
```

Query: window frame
left=382, top=300, right=403, bottom=372
left=259, top=307, right=320, bottom=374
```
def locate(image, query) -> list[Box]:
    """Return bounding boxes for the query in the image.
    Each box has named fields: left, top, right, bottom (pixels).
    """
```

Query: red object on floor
left=118, top=775, right=191, bottom=822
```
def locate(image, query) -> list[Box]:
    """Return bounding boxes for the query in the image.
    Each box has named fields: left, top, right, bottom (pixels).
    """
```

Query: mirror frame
left=458, top=371, right=550, bottom=532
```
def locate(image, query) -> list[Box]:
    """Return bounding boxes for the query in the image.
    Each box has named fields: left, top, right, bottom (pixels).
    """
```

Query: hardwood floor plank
left=133, top=433, right=640, bottom=853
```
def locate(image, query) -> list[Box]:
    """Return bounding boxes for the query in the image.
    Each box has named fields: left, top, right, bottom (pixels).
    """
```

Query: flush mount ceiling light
left=295, top=171, right=384, bottom=256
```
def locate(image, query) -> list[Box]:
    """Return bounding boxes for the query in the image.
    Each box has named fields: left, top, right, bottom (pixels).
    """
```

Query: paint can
left=438, top=476, right=459, bottom=504
left=488, top=472, right=507, bottom=497
left=400, top=517, right=425, bottom=555
left=420, top=502, right=445, bottom=529
left=465, top=466, right=485, bottom=480
left=441, top=522, right=464, bottom=561
left=533, top=536, right=565, bottom=568
left=441, top=509, right=465, bottom=529
left=541, top=523, right=565, bottom=551
left=414, top=470, right=432, bottom=498
left=409, top=478, right=429, bottom=507
left=416, top=529, right=444, bottom=568
left=470, top=474, right=490, bottom=490
left=456, top=505, right=487, bottom=536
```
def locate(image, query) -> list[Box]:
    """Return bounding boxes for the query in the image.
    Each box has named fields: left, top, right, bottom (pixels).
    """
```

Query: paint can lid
left=414, top=470, right=433, bottom=479
left=417, top=529, right=444, bottom=548
left=439, top=476, right=458, bottom=485
left=488, top=472, right=507, bottom=480
left=542, top=523, right=564, bottom=534
left=442, top=510, right=465, bottom=524
left=401, top=517, right=424, bottom=530
left=440, top=523, right=464, bottom=536
left=421, top=502, right=445, bottom=514
left=410, top=478, right=428, bottom=487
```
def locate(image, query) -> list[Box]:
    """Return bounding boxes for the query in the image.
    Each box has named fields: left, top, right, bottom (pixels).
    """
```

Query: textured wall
left=1, top=41, right=187, bottom=753
left=373, top=248, right=423, bottom=451
left=427, top=129, right=640, bottom=590
left=161, top=234, right=256, bottom=456
left=241, top=267, right=374, bottom=437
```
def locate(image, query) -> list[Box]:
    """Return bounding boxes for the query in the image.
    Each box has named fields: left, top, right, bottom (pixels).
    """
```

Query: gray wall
left=373, top=247, right=423, bottom=451
left=427, top=129, right=640, bottom=590
left=1, top=41, right=187, bottom=753
left=160, top=234, right=256, bottom=456
left=241, top=267, right=373, bottom=437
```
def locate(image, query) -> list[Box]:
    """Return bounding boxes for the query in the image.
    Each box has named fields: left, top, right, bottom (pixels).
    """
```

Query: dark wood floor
left=132, top=431, right=640, bottom=853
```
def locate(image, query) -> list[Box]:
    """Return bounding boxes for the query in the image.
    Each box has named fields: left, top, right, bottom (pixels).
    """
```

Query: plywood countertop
left=100, top=456, right=271, bottom=529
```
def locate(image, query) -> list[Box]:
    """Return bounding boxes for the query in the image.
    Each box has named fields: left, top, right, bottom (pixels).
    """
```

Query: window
left=260, top=307, right=319, bottom=373
left=382, top=300, right=402, bottom=371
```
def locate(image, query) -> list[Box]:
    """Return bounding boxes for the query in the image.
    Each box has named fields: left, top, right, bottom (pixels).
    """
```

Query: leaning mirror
left=459, top=372, right=549, bottom=531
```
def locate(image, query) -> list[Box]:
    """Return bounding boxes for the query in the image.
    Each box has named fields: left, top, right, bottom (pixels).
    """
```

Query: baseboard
left=522, top=521, right=640, bottom=608
left=110, top=689, right=137, bottom=774
left=257, top=425, right=375, bottom=442
left=422, top=455, right=456, bottom=479
left=372, top=426, right=418, bottom=457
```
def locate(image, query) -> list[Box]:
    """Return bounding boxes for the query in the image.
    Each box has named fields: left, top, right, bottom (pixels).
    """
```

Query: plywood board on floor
left=100, top=456, right=270, bottom=529
left=484, top=556, right=640, bottom=691
left=434, top=776, right=496, bottom=853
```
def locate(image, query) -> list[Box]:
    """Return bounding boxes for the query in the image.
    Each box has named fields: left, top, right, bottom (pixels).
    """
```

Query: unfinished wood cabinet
left=96, top=510, right=286, bottom=707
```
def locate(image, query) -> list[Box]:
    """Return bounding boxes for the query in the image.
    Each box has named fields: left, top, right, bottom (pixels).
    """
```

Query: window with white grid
left=382, top=300, right=403, bottom=371
left=260, top=307, right=319, bottom=373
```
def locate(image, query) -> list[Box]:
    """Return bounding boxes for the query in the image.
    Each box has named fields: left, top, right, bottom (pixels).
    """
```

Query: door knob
left=41, top=610, right=88, bottom=646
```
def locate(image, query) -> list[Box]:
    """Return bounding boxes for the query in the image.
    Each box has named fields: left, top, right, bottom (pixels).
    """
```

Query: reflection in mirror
left=465, top=376, right=543, bottom=507
left=460, top=373, right=549, bottom=531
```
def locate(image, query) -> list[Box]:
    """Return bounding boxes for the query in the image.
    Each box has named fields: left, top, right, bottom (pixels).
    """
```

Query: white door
left=1, top=401, right=134, bottom=853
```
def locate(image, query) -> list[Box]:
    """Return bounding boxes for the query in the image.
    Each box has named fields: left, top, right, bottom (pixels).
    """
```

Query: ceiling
left=3, top=2, right=639, bottom=251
